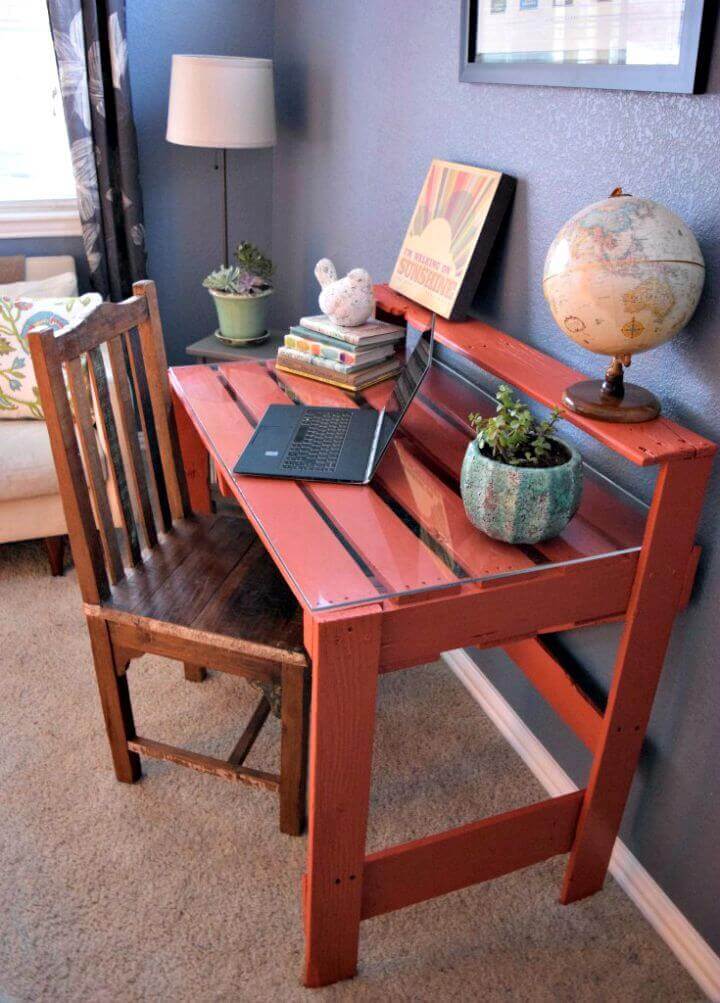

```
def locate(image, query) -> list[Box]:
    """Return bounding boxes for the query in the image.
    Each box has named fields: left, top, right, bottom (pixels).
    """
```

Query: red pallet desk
left=169, top=284, right=715, bottom=987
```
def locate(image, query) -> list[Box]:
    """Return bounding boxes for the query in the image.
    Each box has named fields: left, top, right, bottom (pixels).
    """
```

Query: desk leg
left=171, top=386, right=212, bottom=515
left=303, top=606, right=382, bottom=988
left=561, top=457, right=712, bottom=903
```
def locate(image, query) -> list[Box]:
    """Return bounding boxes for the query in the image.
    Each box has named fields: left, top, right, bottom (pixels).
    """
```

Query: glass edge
left=308, top=545, right=642, bottom=613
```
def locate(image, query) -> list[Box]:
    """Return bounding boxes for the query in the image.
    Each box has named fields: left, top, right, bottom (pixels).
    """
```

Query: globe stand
left=563, top=355, right=661, bottom=424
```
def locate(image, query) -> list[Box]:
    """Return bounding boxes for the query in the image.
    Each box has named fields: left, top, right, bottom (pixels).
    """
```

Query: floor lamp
left=166, top=55, right=277, bottom=267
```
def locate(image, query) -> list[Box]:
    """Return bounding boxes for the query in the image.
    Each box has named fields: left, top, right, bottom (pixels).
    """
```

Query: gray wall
left=271, top=0, right=720, bottom=954
left=126, top=0, right=275, bottom=363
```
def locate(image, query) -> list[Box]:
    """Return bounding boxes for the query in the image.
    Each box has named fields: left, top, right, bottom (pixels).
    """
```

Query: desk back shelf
left=374, top=284, right=715, bottom=467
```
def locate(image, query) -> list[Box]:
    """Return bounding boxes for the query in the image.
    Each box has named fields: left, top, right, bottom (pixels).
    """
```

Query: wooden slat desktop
left=168, top=284, right=715, bottom=987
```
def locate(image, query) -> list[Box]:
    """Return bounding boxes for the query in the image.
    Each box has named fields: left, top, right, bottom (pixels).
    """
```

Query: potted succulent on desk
left=461, top=385, right=583, bottom=544
left=203, top=241, right=274, bottom=345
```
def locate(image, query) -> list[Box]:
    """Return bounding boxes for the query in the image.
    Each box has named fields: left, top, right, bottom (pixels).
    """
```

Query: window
left=0, top=0, right=80, bottom=236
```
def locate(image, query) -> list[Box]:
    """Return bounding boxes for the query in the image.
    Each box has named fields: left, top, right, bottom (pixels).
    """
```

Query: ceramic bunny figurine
left=314, top=258, right=375, bottom=327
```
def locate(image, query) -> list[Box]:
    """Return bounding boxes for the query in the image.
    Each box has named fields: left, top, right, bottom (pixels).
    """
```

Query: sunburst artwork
left=390, top=160, right=514, bottom=321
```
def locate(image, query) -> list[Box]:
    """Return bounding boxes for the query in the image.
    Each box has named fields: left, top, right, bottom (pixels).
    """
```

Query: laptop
left=234, top=317, right=435, bottom=484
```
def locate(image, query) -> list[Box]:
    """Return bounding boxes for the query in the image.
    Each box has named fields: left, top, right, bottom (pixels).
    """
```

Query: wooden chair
left=28, top=280, right=310, bottom=835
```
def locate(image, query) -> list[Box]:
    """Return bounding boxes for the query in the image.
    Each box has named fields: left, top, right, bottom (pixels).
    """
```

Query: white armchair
left=0, top=255, right=80, bottom=574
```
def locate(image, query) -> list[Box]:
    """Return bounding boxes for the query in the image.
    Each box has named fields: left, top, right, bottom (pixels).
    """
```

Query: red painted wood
left=377, top=372, right=616, bottom=740
left=219, top=364, right=459, bottom=596
left=363, top=357, right=643, bottom=574
left=386, top=404, right=609, bottom=565
left=415, top=362, right=647, bottom=554
left=376, top=284, right=716, bottom=467
left=265, top=358, right=645, bottom=600
left=561, top=455, right=714, bottom=903
left=679, top=545, right=701, bottom=609
left=171, top=385, right=211, bottom=515
left=216, top=469, right=232, bottom=498
left=504, top=637, right=603, bottom=751
left=376, top=442, right=537, bottom=579
left=169, top=357, right=714, bottom=989
left=170, top=366, right=376, bottom=609
left=379, top=552, right=638, bottom=670
left=266, top=361, right=541, bottom=581
left=361, top=791, right=584, bottom=919
left=303, top=606, right=382, bottom=988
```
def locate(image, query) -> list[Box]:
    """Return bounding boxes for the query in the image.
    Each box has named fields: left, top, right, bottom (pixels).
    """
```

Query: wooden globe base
left=563, top=379, right=660, bottom=424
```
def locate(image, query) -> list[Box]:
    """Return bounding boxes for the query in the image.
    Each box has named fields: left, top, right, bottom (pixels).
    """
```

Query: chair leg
left=86, top=616, right=141, bottom=783
left=279, top=662, right=310, bottom=836
left=184, top=663, right=207, bottom=682
left=44, top=535, right=66, bottom=576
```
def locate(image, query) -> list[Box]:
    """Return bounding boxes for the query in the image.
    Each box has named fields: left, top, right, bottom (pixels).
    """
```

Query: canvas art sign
left=390, top=159, right=514, bottom=321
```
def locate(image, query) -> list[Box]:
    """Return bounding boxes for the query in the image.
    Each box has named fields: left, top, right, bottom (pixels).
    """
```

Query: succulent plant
left=203, top=242, right=273, bottom=296
left=469, top=384, right=564, bottom=468
left=234, top=241, right=273, bottom=283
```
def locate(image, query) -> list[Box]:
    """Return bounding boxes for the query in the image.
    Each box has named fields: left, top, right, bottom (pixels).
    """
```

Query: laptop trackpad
left=252, top=427, right=290, bottom=460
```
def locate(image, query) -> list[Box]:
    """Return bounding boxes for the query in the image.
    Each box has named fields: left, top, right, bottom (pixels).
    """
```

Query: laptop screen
left=368, top=318, right=434, bottom=476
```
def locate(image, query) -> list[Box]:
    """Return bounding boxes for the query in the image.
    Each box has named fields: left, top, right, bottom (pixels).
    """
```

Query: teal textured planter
left=460, top=437, right=583, bottom=545
left=209, top=288, right=272, bottom=343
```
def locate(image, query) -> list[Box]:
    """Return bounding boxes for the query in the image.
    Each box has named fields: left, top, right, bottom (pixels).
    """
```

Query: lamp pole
left=221, top=148, right=229, bottom=266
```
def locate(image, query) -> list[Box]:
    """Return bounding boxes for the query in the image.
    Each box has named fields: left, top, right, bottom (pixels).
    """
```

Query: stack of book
left=276, top=314, right=405, bottom=391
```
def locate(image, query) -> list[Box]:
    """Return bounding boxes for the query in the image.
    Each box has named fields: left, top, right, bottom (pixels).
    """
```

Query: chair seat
left=105, top=514, right=305, bottom=662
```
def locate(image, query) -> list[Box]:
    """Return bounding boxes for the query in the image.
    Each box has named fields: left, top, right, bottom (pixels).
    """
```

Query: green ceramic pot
left=208, top=288, right=273, bottom=343
left=460, top=437, right=583, bottom=544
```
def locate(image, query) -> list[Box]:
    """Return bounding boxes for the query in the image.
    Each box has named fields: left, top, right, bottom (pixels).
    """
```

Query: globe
left=542, top=190, right=705, bottom=422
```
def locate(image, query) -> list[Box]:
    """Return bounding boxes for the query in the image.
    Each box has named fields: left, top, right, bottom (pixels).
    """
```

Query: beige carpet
left=0, top=538, right=703, bottom=1002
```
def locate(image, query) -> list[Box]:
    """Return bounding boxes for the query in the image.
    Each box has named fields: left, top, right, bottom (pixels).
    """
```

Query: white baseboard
left=443, top=648, right=720, bottom=1002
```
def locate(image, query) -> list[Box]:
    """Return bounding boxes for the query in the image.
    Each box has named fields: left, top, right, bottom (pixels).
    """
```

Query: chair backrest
left=29, top=280, right=192, bottom=605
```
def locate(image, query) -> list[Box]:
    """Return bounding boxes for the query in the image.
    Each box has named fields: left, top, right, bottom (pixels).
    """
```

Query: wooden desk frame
left=170, top=285, right=715, bottom=987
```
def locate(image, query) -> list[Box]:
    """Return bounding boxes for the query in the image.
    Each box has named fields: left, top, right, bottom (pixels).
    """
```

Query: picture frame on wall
left=460, top=0, right=715, bottom=94
left=390, top=159, right=515, bottom=321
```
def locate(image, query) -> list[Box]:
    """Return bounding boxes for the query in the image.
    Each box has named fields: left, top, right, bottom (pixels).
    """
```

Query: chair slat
left=65, top=357, right=125, bottom=584
left=27, top=330, right=110, bottom=604
left=88, top=347, right=142, bottom=566
left=106, top=335, right=158, bottom=551
left=124, top=328, right=172, bottom=532
left=133, top=280, right=191, bottom=521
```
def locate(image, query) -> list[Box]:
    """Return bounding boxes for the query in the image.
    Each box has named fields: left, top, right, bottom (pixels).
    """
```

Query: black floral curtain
left=47, top=0, right=147, bottom=300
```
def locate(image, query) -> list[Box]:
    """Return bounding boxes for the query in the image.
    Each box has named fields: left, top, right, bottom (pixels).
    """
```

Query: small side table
left=186, top=330, right=283, bottom=364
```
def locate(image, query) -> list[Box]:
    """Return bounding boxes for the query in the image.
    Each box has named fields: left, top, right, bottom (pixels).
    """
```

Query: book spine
left=285, top=334, right=358, bottom=365
left=276, top=363, right=358, bottom=391
left=289, top=326, right=356, bottom=352
left=299, top=318, right=362, bottom=345
left=278, top=347, right=378, bottom=376
left=299, top=315, right=404, bottom=342
left=278, top=347, right=352, bottom=375
left=276, top=362, right=399, bottom=393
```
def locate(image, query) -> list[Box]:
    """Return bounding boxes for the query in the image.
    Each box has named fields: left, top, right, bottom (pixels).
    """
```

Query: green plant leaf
left=468, top=385, right=566, bottom=468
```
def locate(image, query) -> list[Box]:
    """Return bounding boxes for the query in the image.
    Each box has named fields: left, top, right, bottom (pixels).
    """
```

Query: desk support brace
left=561, top=455, right=713, bottom=903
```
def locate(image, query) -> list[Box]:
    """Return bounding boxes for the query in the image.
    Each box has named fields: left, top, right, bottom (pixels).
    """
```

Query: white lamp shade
left=166, top=55, right=276, bottom=149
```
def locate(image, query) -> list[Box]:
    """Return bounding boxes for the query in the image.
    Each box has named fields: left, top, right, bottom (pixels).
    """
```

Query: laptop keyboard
left=282, top=410, right=352, bottom=472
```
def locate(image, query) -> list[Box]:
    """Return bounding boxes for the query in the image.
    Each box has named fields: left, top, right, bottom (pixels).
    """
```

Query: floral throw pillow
left=0, top=293, right=102, bottom=419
